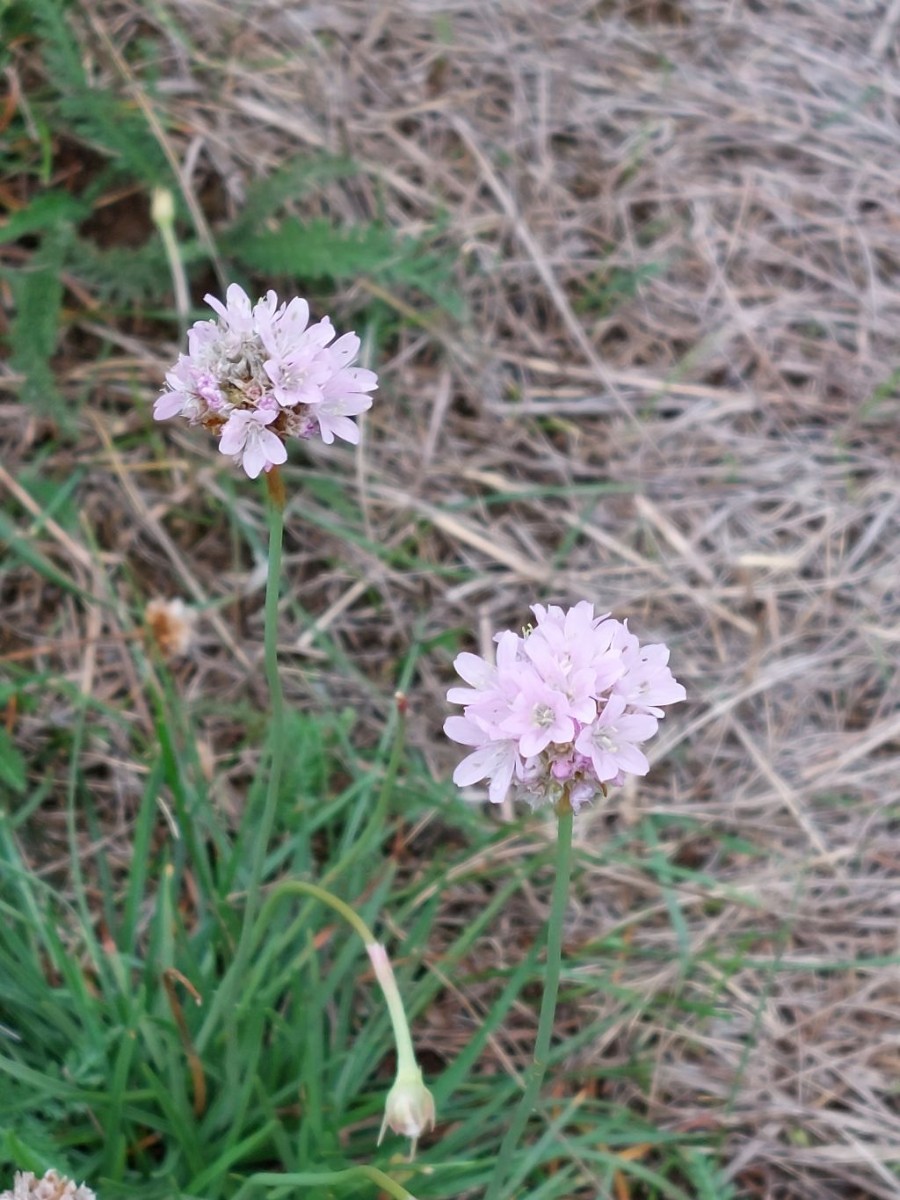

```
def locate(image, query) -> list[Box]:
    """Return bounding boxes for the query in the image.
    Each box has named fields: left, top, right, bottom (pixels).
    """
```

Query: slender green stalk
left=197, top=484, right=285, bottom=1050
left=235, top=1166, right=418, bottom=1200
left=248, top=880, right=418, bottom=1076
left=483, top=805, right=575, bottom=1200
left=371, top=940, right=418, bottom=1073
left=244, top=488, right=286, bottom=928
left=254, top=878, right=376, bottom=948
left=247, top=879, right=434, bottom=1151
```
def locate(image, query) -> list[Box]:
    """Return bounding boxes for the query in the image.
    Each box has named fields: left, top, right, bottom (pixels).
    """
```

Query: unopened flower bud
left=366, top=942, right=436, bottom=1157
left=379, top=1064, right=436, bottom=1154
left=151, top=186, right=175, bottom=230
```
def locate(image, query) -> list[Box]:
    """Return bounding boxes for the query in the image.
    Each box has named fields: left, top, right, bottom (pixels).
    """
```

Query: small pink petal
left=154, top=392, right=186, bottom=420
left=259, top=429, right=287, bottom=464
left=242, top=441, right=267, bottom=478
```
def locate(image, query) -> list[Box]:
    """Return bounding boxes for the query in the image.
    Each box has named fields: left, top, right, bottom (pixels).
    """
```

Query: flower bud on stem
left=250, top=880, right=434, bottom=1157
left=367, top=942, right=436, bottom=1156
left=151, top=186, right=189, bottom=326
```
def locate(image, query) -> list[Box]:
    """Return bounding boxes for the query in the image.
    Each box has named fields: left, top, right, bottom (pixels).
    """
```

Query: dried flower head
left=1, top=1170, right=96, bottom=1200
left=444, top=601, right=685, bottom=811
left=144, top=596, right=196, bottom=658
left=154, top=285, right=377, bottom=477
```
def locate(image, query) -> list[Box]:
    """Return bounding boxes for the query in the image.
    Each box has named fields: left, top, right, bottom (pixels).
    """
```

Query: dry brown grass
left=3, top=1, right=900, bottom=1195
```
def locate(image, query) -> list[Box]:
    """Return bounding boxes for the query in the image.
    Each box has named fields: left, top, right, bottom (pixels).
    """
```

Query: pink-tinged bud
left=378, top=1064, right=436, bottom=1155
left=366, top=942, right=436, bottom=1156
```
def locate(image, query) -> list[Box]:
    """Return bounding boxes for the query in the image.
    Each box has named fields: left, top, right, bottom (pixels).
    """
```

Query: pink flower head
left=153, top=286, right=377, bottom=476
left=444, top=602, right=684, bottom=810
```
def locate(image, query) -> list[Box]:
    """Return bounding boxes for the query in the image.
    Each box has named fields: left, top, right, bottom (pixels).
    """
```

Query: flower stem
left=196, top=486, right=284, bottom=1051
left=244, top=482, right=286, bottom=930
left=255, top=878, right=377, bottom=948
left=247, top=879, right=433, bottom=1149
left=483, top=806, right=575, bottom=1200
left=236, top=1166, right=418, bottom=1200
left=151, top=187, right=189, bottom=327
left=368, top=941, right=418, bottom=1075
left=248, top=880, right=421, bottom=1084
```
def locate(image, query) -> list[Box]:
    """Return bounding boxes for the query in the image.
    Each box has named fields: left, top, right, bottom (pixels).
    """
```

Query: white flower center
left=283, top=363, right=308, bottom=389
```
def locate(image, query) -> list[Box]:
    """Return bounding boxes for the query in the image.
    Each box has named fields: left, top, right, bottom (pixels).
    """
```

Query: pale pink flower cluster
left=444, top=602, right=685, bottom=810
left=153, top=285, right=377, bottom=478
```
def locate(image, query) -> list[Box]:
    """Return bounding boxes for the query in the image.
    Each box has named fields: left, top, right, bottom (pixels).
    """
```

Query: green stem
left=369, top=941, right=418, bottom=1077
left=245, top=492, right=286, bottom=927
left=197, top=490, right=284, bottom=1051
left=255, top=879, right=376, bottom=948
left=483, top=806, right=574, bottom=1200
left=248, top=880, right=420, bottom=1083
left=236, top=1166, right=418, bottom=1200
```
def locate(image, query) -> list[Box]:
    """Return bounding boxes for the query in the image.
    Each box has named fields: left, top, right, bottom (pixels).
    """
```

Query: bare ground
left=3, top=1, right=900, bottom=1196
